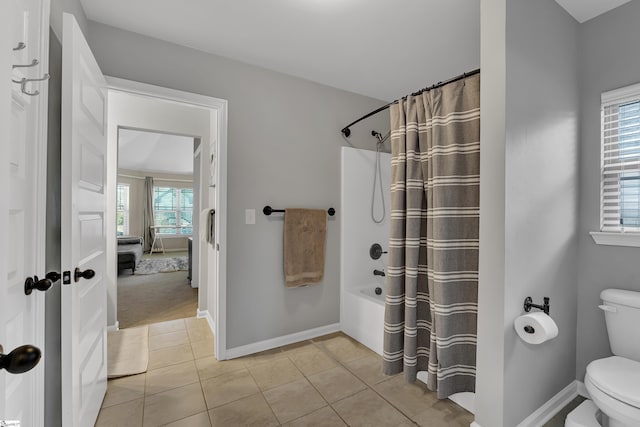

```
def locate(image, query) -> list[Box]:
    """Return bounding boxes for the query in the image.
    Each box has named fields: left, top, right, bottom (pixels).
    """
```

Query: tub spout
left=373, top=269, right=385, bottom=277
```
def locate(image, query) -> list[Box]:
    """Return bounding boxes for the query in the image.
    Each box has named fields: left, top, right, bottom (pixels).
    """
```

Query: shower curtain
left=382, top=73, right=480, bottom=399
left=143, top=176, right=155, bottom=252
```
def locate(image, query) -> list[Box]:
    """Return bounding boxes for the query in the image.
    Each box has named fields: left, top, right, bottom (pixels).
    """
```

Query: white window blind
left=601, top=83, right=640, bottom=232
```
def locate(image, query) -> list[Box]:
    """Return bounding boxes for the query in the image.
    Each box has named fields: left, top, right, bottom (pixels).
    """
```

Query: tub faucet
left=373, top=269, right=385, bottom=277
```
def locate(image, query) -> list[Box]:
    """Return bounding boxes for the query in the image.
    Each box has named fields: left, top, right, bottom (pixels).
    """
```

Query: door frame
left=105, top=77, right=228, bottom=359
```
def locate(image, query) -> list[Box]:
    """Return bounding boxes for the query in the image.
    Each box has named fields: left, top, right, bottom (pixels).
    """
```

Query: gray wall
left=45, top=28, right=62, bottom=427
left=576, top=0, right=640, bottom=379
left=503, top=1, right=580, bottom=425
left=50, top=0, right=88, bottom=39
left=476, top=0, right=580, bottom=425
left=86, top=21, right=389, bottom=349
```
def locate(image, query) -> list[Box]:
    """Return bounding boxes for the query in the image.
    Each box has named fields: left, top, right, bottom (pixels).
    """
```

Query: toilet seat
left=586, top=356, right=640, bottom=409
left=585, top=357, right=640, bottom=426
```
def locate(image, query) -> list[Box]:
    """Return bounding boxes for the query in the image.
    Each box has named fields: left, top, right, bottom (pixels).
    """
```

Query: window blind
left=601, top=83, right=640, bottom=232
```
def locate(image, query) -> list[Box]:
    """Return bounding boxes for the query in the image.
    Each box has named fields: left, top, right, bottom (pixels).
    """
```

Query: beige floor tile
left=332, top=388, right=412, bottom=427
left=145, top=360, right=200, bottom=395
left=307, top=366, right=367, bottom=403
left=208, top=393, right=279, bottom=426
left=184, top=316, right=208, bottom=330
left=149, top=319, right=186, bottom=336
left=247, top=357, right=303, bottom=391
left=263, top=377, right=327, bottom=424
left=143, top=383, right=207, bottom=427
left=201, top=368, right=260, bottom=409
left=241, top=347, right=287, bottom=365
left=96, top=398, right=144, bottom=427
left=314, top=334, right=373, bottom=363
left=149, top=330, right=190, bottom=351
left=190, top=337, right=215, bottom=360
left=161, top=411, right=212, bottom=427
left=195, top=355, right=246, bottom=380
left=343, top=354, right=394, bottom=386
left=283, top=405, right=347, bottom=427
left=278, top=340, right=315, bottom=355
left=148, top=344, right=194, bottom=371
left=412, top=399, right=474, bottom=427
left=373, top=374, right=438, bottom=418
left=288, top=347, right=338, bottom=377
left=185, top=320, right=214, bottom=342
left=102, top=374, right=146, bottom=408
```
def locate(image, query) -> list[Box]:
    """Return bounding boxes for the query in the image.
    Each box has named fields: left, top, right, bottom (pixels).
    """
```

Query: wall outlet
left=245, top=209, right=256, bottom=225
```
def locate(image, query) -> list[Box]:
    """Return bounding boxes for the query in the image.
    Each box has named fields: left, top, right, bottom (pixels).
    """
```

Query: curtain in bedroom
left=382, top=73, right=480, bottom=399
left=143, top=176, right=155, bottom=252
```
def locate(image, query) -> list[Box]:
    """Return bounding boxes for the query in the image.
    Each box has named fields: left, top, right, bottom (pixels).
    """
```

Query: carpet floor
left=117, top=270, right=198, bottom=329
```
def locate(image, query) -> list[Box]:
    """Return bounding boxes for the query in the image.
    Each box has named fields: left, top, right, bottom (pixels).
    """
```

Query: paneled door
left=60, top=13, right=108, bottom=427
left=1, top=0, right=49, bottom=425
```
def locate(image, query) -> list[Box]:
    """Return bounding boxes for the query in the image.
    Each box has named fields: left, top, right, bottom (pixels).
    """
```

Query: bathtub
left=342, top=286, right=385, bottom=355
left=342, top=285, right=475, bottom=414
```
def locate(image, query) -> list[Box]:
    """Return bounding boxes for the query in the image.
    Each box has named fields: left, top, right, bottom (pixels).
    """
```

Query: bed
left=117, top=236, right=143, bottom=274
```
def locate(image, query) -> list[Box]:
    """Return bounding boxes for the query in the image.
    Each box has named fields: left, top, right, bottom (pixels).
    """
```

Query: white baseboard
left=577, top=380, right=589, bottom=398
left=107, top=321, right=119, bottom=332
left=225, top=323, right=341, bottom=359
left=516, top=380, right=580, bottom=427
left=197, top=309, right=215, bottom=334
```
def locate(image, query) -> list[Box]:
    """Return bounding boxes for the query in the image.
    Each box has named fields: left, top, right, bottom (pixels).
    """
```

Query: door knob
left=0, top=344, right=41, bottom=374
left=74, top=268, right=95, bottom=282
left=24, top=275, right=52, bottom=295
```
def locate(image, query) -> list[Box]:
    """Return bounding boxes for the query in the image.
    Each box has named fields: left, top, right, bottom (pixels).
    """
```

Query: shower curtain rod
left=340, top=68, right=480, bottom=138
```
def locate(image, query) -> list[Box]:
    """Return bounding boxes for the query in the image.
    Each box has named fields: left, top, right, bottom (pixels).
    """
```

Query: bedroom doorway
left=103, top=79, right=228, bottom=360
left=116, top=129, right=198, bottom=328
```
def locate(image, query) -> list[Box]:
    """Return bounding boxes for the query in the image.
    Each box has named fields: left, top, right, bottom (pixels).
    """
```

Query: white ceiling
left=118, top=129, right=194, bottom=175
left=81, top=0, right=630, bottom=102
left=554, top=0, right=632, bottom=23
left=80, top=0, right=480, bottom=101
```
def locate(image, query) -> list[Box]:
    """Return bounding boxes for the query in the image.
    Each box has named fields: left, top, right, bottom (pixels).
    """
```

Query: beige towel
left=284, top=208, right=327, bottom=287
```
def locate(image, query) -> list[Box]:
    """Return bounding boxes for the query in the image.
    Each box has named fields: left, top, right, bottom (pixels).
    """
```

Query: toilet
left=566, top=289, right=640, bottom=427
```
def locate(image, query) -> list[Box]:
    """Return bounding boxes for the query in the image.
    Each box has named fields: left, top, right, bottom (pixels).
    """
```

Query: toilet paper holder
left=524, top=296, right=550, bottom=315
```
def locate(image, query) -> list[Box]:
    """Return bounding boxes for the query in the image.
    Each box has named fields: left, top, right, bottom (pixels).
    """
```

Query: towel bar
left=263, top=206, right=336, bottom=216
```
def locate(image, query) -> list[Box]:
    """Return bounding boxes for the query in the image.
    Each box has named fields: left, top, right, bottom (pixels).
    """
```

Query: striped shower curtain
left=382, top=73, right=480, bottom=399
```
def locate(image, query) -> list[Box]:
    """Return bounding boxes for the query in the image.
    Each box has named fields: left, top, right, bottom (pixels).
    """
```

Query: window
left=593, top=83, right=640, bottom=247
left=116, top=183, right=130, bottom=236
left=153, top=186, right=193, bottom=235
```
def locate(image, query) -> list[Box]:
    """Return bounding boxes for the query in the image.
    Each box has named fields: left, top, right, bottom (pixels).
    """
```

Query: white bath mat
left=108, top=326, right=149, bottom=378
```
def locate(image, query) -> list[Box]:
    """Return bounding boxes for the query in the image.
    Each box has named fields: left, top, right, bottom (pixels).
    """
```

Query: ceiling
left=118, top=129, right=194, bottom=175
left=554, top=0, right=632, bottom=23
left=80, top=0, right=480, bottom=101
left=81, top=0, right=630, bottom=101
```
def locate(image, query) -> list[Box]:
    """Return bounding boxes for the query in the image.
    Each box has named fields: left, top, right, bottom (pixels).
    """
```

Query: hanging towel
left=283, top=208, right=327, bottom=288
left=199, top=208, right=215, bottom=245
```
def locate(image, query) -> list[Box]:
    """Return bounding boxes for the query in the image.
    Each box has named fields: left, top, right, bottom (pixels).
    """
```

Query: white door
left=60, top=13, right=108, bottom=427
left=1, top=0, right=49, bottom=425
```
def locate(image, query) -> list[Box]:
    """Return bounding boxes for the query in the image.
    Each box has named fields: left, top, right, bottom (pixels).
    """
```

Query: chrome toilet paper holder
left=524, top=296, right=550, bottom=315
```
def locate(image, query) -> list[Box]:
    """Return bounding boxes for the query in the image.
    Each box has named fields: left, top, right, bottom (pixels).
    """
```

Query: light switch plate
left=245, top=209, right=256, bottom=225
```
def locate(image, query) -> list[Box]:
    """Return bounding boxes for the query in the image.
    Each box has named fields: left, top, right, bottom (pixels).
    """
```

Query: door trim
left=33, top=0, right=51, bottom=425
left=104, top=77, right=228, bottom=359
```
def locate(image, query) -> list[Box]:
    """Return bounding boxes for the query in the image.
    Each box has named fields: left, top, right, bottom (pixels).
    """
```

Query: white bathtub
left=342, top=285, right=475, bottom=414
left=359, top=285, right=385, bottom=305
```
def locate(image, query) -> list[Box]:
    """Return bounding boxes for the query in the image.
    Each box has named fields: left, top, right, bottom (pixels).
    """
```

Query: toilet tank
left=600, top=288, right=640, bottom=361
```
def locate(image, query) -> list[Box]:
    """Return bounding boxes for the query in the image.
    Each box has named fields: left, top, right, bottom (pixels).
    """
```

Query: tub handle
left=598, top=304, right=617, bottom=313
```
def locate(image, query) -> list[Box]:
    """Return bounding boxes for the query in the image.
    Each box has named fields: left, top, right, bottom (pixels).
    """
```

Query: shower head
left=371, top=130, right=384, bottom=143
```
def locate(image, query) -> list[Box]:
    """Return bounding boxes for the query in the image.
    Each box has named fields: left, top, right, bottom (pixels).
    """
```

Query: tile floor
left=96, top=317, right=474, bottom=427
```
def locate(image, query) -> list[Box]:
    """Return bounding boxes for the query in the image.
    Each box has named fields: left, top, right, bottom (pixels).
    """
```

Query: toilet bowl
left=565, top=289, right=640, bottom=427
left=584, top=356, right=640, bottom=427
